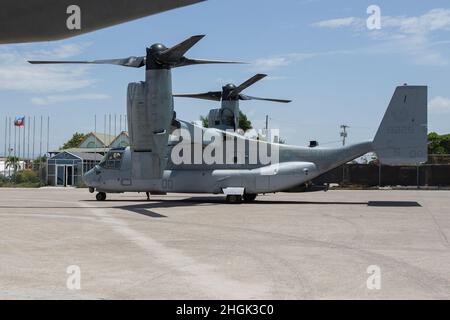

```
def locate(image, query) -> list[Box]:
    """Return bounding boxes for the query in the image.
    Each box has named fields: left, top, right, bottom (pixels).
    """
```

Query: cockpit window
left=99, top=150, right=124, bottom=169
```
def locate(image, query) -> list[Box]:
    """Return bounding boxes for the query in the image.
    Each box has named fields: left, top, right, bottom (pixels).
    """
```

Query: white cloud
left=429, top=96, right=450, bottom=114
left=312, top=17, right=362, bottom=29
left=311, top=8, right=450, bottom=66
left=31, top=94, right=110, bottom=106
left=0, top=42, right=96, bottom=93
left=252, top=51, right=351, bottom=71
left=253, top=53, right=318, bottom=71
left=383, top=9, right=450, bottom=34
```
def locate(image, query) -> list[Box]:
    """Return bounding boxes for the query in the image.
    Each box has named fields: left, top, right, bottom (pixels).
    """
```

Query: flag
left=14, top=117, right=25, bottom=127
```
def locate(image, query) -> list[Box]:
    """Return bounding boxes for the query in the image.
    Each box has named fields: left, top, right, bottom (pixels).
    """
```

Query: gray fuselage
left=84, top=124, right=373, bottom=195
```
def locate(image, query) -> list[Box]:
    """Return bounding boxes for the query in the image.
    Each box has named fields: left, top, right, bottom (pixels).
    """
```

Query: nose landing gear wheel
left=243, top=194, right=258, bottom=202
left=96, top=192, right=107, bottom=201
left=226, top=195, right=242, bottom=204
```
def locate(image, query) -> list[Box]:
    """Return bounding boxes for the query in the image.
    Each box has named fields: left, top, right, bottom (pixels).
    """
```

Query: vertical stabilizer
left=373, top=85, right=428, bottom=165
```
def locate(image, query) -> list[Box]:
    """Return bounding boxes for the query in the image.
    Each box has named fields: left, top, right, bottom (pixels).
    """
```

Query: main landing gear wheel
left=226, top=195, right=242, bottom=204
left=243, top=194, right=258, bottom=202
left=96, top=192, right=107, bottom=201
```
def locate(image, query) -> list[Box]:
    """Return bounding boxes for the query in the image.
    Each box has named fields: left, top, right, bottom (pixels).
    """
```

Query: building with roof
left=46, top=132, right=129, bottom=186
left=47, top=151, right=103, bottom=187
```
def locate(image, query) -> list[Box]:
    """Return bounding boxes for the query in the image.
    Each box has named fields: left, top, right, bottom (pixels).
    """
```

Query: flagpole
left=23, top=117, right=26, bottom=161
left=8, top=117, right=11, bottom=156
left=4, top=116, right=6, bottom=157
left=18, top=123, right=21, bottom=162
left=32, top=116, right=36, bottom=170
left=27, top=116, right=31, bottom=162
left=47, top=116, right=50, bottom=155
left=8, top=118, right=11, bottom=177
left=14, top=121, right=16, bottom=158
left=94, top=114, right=97, bottom=151
left=39, top=116, right=43, bottom=181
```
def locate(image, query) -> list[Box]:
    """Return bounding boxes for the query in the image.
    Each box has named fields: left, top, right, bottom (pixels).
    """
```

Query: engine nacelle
left=127, top=77, right=173, bottom=179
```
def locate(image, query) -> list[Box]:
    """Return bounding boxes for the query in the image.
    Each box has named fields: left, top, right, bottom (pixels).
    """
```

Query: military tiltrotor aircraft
left=174, top=74, right=292, bottom=131
left=30, top=36, right=428, bottom=203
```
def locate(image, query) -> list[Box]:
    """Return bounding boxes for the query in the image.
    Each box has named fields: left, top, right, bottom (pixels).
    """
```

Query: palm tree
left=5, top=156, right=20, bottom=172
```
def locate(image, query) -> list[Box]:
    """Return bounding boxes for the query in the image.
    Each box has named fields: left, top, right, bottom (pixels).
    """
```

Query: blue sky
left=1, top=0, right=449, bottom=155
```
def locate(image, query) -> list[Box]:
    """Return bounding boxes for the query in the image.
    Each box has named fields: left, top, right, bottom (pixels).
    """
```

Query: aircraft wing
left=0, top=0, right=205, bottom=44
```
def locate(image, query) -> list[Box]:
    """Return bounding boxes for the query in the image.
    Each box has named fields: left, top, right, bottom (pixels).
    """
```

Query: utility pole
left=340, top=125, right=350, bottom=146
left=340, top=125, right=350, bottom=186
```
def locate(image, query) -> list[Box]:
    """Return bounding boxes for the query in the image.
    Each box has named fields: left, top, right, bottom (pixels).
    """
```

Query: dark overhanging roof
left=49, top=151, right=103, bottom=161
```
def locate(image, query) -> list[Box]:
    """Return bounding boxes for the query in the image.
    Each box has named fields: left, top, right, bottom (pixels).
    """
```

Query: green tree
left=33, top=156, right=48, bottom=169
left=62, top=132, right=86, bottom=150
left=238, top=111, right=253, bottom=132
left=200, top=111, right=253, bottom=131
left=428, top=132, right=450, bottom=154
left=200, top=116, right=209, bottom=128
left=5, top=156, right=20, bottom=172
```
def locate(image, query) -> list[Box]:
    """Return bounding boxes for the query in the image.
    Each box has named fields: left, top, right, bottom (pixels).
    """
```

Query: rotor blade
left=158, top=35, right=206, bottom=63
left=28, top=56, right=146, bottom=68
left=239, top=94, right=292, bottom=104
left=174, top=58, right=245, bottom=68
left=174, top=91, right=223, bottom=101
left=230, top=74, right=267, bottom=97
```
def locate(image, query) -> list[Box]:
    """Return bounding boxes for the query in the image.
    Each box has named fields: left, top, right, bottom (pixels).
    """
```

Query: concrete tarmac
left=0, top=188, right=449, bottom=299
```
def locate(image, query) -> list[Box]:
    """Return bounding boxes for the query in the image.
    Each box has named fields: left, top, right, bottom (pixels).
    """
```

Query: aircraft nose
left=83, top=169, right=99, bottom=187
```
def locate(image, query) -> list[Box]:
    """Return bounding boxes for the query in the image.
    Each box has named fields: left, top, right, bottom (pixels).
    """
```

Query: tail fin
left=373, top=85, right=428, bottom=165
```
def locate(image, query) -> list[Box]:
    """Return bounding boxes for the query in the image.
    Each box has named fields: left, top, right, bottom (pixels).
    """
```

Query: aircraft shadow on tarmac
left=0, top=199, right=421, bottom=218
left=367, top=201, right=422, bottom=207
left=81, top=197, right=422, bottom=219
